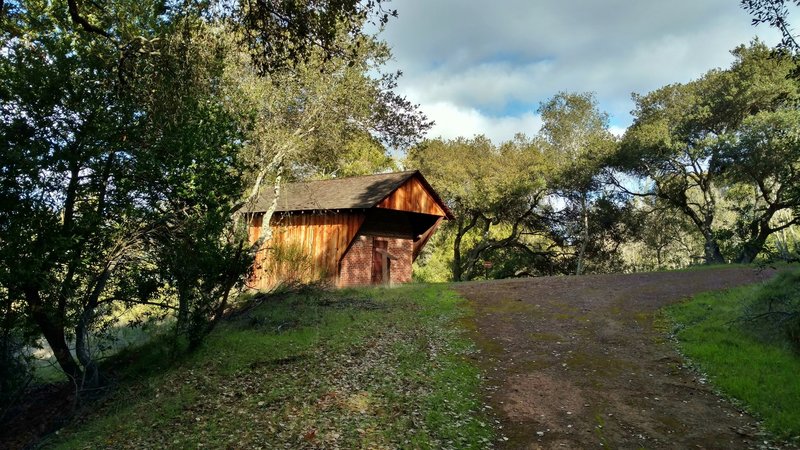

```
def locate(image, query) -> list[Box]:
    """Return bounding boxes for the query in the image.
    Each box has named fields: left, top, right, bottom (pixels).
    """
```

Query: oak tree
left=615, top=42, right=800, bottom=263
left=538, top=92, right=617, bottom=274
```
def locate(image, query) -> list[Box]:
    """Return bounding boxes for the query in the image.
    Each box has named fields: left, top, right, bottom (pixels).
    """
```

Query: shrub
left=0, top=332, right=33, bottom=422
left=263, top=242, right=319, bottom=285
left=740, top=270, right=800, bottom=351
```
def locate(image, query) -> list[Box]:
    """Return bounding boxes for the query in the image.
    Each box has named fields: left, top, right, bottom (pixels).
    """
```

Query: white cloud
left=422, top=102, right=543, bottom=144
left=397, top=60, right=551, bottom=113
left=381, top=0, right=783, bottom=136
left=608, top=125, right=627, bottom=137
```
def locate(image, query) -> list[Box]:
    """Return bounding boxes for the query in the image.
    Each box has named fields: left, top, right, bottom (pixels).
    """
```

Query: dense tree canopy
left=1, top=0, right=397, bottom=74
left=407, top=136, right=554, bottom=281
left=613, top=42, right=800, bottom=264
left=0, top=0, right=424, bottom=398
left=538, top=92, right=617, bottom=274
left=0, top=0, right=251, bottom=385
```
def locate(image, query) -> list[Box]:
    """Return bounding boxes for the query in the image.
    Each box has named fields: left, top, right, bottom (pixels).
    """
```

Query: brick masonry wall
left=339, top=235, right=413, bottom=286
left=339, top=235, right=373, bottom=286
left=387, top=237, right=413, bottom=284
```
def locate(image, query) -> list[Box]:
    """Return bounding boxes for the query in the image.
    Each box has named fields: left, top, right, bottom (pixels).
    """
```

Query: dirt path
left=455, top=267, right=776, bottom=450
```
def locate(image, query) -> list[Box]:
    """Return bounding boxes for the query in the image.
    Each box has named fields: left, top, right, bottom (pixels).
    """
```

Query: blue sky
left=380, top=0, right=783, bottom=143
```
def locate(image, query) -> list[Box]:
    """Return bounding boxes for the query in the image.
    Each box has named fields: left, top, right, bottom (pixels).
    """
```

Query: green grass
left=646, top=261, right=798, bottom=275
left=664, top=273, right=800, bottom=441
left=658, top=262, right=765, bottom=273
left=42, top=284, right=493, bottom=449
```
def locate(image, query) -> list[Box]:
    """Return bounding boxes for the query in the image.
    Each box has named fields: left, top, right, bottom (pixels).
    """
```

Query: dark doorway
left=372, top=239, right=390, bottom=284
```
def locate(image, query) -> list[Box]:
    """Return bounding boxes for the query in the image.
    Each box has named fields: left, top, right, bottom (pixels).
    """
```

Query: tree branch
left=67, top=0, right=111, bottom=38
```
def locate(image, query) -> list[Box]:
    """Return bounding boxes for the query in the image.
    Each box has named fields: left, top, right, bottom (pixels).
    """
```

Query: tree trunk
left=703, top=234, right=725, bottom=264
left=736, top=215, right=781, bottom=264
left=737, top=232, right=769, bottom=264
left=254, top=170, right=283, bottom=244
left=188, top=243, right=244, bottom=351
left=244, top=158, right=284, bottom=290
left=575, top=194, right=589, bottom=275
left=176, top=289, right=190, bottom=338
left=75, top=308, right=99, bottom=389
left=451, top=213, right=482, bottom=282
left=25, top=288, right=83, bottom=383
left=74, top=267, right=112, bottom=389
left=667, top=187, right=724, bottom=266
left=453, top=227, right=464, bottom=282
left=736, top=244, right=760, bottom=264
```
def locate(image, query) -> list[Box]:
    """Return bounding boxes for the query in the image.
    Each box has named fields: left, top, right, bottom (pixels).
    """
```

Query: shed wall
left=248, top=212, right=365, bottom=290
left=246, top=173, right=449, bottom=290
left=377, top=176, right=448, bottom=217
left=339, top=235, right=413, bottom=287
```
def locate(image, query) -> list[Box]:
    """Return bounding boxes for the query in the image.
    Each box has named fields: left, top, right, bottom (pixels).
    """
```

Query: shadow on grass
left=16, top=284, right=492, bottom=450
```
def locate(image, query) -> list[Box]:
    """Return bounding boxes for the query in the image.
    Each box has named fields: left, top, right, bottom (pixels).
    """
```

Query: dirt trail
left=455, top=268, right=776, bottom=450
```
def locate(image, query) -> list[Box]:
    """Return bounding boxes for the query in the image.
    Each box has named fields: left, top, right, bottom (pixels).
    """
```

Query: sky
left=379, top=0, right=784, bottom=144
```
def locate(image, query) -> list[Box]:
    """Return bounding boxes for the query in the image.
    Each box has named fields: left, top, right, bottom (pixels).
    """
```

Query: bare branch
left=67, top=0, right=111, bottom=38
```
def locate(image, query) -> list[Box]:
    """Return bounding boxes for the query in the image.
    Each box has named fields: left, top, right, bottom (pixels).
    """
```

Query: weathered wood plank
left=376, top=176, right=447, bottom=217
left=249, top=212, right=365, bottom=290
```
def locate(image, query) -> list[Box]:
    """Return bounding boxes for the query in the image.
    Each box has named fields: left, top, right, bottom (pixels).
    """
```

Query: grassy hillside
left=665, top=270, right=800, bottom=441
left=43, top=284, right=493, bottom=449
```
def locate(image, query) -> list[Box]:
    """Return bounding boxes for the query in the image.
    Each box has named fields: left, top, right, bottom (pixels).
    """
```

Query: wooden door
left=372, top=239, right=389, bottom=284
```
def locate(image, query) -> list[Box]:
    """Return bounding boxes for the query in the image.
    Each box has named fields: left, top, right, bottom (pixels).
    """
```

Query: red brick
left=339, top=235, right=413, bottom=286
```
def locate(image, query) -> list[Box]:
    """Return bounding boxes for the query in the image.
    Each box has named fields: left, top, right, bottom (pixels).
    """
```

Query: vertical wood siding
left=248, top=212, right=365, bottom=290
left=376, top=177, right=448, bottom=217
left=247, top=174, right=450, bottom=290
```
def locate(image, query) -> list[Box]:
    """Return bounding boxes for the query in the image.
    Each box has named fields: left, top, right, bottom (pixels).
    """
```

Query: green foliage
left=407, top=135, right=554, bottom=281
left=620, top=196, right=706, bottom=271
left=336, top=132, right=399, bottom=177
left=409, top=96, right=633, bottom=280
left=577, top=194, right=640, bottom=273
left=44, top=285, right=493, bottom=449
left=0, top=0, right=426, bottom=386
left=233, top=0, right=399, bottom=74
left=665, top=275, right=800, bottom=439
left=226, top=30, right=429, bottom=198
left=22, top=0, right=397, bottom=76
left=0, top=0, right=253, bottom=386
left=771, top=223, right=800, bottom=261
left=740, top=271, right=800, bottom=350
left=413, top=231, right=456, bottom=282
left=538, top=92, right=620, bottom=275
left=616, top=41, right=800, bottom=265
left=0, top=330, right=34, bottom=419
left=538, top=91, right=616, bottom=194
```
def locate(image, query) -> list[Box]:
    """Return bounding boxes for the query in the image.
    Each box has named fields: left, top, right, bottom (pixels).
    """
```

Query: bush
left=263, top=242, right=319, bottom=285
left=0, top=332, right=33, bottom=421
left=740, top=270, right=800, bottom=351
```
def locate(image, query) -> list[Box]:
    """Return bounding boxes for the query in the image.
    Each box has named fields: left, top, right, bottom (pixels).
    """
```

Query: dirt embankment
left=456, top=267, right=777, bottom=450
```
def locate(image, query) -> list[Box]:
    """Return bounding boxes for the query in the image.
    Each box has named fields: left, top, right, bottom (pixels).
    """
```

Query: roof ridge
left=242, top=169, right=450, bottom=216
left=286, top=170, right=417, bottom=186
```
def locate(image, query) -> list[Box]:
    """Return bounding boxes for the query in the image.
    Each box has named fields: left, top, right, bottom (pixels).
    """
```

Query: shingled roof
left=244, top=170, right=448, bottom=214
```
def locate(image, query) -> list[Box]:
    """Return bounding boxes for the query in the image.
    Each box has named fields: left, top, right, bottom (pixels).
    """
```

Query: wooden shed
left=243, top=170, right=453, bottom=289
